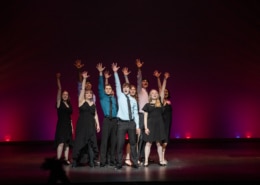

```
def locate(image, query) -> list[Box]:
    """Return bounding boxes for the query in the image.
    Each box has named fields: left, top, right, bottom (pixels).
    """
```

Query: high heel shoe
left=143, top=162, right=149, bottom=167
left=125, top=159, right=132, bottom=166
left=159, top=161, right=166, bottom=166
left=63, top=160, right=71, bottom=165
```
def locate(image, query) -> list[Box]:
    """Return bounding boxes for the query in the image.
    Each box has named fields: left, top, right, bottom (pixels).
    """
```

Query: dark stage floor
left=1, top=139, right=260, bottom=184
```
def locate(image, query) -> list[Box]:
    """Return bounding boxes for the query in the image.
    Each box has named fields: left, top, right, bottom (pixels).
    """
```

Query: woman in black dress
left=143, top=71, right=169, bottom=167
left=72, top=71, right=100, bottom=168
left=54, top=73, right=73, bottom=165
left=153, top=71, right=172, bottom=166
left=161, top=88, right=172, bottom=165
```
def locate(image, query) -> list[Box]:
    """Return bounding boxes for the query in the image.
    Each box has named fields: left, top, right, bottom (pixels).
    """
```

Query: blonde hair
left=148, top=89, right=162, bottom=107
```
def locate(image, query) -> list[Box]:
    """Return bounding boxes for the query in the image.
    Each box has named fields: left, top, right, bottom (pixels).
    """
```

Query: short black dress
left=54, top=101, right=73, bottom=148
left=142, top=103, right=166, bottom=143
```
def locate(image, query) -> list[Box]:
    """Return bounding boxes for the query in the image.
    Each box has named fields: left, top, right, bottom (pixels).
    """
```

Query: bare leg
left=125, top=142, right=132, bottom=166
left=162, top=142, right=167, bottom=165
left=63, top=146, right=71, bottom=165
left=144, top=142, right=151, bottom=166
left=156, top=142, right=163, bottom=164
left=64, top=146, right=69, bottom=161
left=57, top=143, right=64, bottom=160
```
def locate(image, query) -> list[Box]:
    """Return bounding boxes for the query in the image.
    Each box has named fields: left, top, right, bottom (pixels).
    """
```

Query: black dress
left=142, top=103, right=166, bottom=143
left=72, top=101, right=97, bottom=163
left=54, top=101, right=73, bottom=148
left=162, top=103, right=172, bottom=143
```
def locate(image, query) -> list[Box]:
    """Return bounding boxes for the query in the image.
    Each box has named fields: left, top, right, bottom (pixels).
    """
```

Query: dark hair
left=142, top=78, right=149, bottom=83
left=62, top=90, right=71, bottom=104
left=165, top=88, right=171, bottom=99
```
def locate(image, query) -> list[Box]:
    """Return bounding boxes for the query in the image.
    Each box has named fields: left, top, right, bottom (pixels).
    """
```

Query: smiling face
left=122, top=83, right=130, bottom=95
left=84, top=90, right=93, bottom=100
left=62, top=91, right=69, bottom=101
left=129, top=85, right=137, bottom=97
left=149, top=89, right=159, bottom=101
left=141, top=79, right=149, bottom=89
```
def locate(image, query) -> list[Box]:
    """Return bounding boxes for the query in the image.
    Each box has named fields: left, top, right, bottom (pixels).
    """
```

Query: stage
left=1, top=139, right=260, bottom=184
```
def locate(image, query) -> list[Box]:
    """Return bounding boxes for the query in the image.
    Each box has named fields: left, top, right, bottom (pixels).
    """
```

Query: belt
left=118, top=118, right=134, bottom=122
left=104, top=116, right=117, bottom=120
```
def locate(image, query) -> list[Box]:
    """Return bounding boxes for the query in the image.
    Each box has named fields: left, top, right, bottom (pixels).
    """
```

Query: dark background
left=0, top=0, right=259, bottom=141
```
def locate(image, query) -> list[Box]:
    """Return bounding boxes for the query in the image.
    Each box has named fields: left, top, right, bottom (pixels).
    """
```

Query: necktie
left=125, top=95, right=132, bottom=120
left=109, top=96, right=112, bottom=118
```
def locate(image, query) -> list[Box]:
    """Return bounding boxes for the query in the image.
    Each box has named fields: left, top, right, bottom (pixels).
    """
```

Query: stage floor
left=1, top=139, right=260, bottom=184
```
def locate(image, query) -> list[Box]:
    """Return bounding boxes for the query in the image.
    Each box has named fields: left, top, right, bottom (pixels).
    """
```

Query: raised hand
left=153, top=70, right=161, bottom=78
left=122, top=67, right=131, bottom=76
left=112, top=62, right=120, bottom=72
left=136, top=58, right=144, bottom=68
left=96, top=63, right=106, bottom=72
left=82, top=71, right=90, bottom=79
left=56, top=73, right=61, bottom=78
left=164, top=72, right=170, bottom=79
left=74, top=59, right=84, bottom=69
left=104, top=70, right=111, bottom=79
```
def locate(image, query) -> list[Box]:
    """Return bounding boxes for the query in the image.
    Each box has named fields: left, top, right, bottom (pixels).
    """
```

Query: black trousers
left=137, top=113, right=145, bottom=160
left=116, top=120, right=138, bottom=167
left=99, top=117, right=118, bottom=165
left=93, top=134, right=99, bottom=160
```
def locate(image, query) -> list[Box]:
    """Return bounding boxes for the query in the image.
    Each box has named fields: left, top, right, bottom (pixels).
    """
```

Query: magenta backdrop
left=0, top=0, right=260, bottom=141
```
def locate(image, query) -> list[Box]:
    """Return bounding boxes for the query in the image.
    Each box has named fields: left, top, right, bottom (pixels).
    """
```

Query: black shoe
left=100, top=163, right=106, bottom=167
left=89, top=161, right=94, bottom=168
left=109, top=162, right=115, bottom=166
left=71, top=161, right=78, bottom=168
left=132, top=164, right=139, bottom=169
left=158, top=162, right=166, bottom=166
left=115, top=165, right=122, bottom=170
left=63, top=160, right=71, bottom=165
left=94, top=160, right=100, bottom=166
left=148, top=158, right=154, bottom=163
left=140, top=157, right=145, bottom=163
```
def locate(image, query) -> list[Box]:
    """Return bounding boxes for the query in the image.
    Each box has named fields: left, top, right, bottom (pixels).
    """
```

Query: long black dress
left=54, top=101, right=73, bottom=148
left=72, top=101, right=97, bottom=165
left=162, top=102, right=172, bottom=143
left=142, top=103, right=166, bottom=143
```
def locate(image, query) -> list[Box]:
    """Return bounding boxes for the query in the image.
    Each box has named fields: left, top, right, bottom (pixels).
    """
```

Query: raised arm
left=78, top=71, right=90, bottom=107
left=153, top=70, right=162, bottom=93
left=56, top=73, right=62, bottom=108
left=122, top=67, right=131, bottom=83
left=112, top=62, right=121, bottom=95
left=104, top=70, right=111, bottom=85
left=136, top=58, right=144, bottom=93
left=74, top=59, right=84, bottom=83
left=96, top=63, right=106, bottom=98
left=160, top=72, right=170, bottom=103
